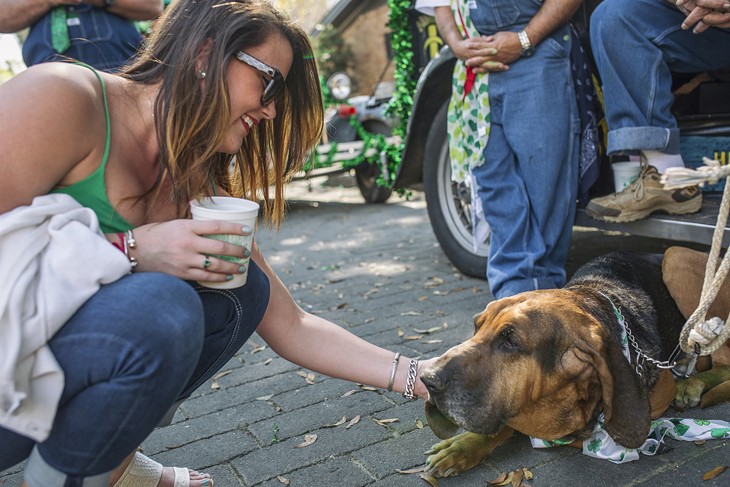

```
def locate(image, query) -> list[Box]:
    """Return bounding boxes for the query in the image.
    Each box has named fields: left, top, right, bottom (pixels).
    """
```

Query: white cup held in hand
left=190, top=196, right=259, bottom=289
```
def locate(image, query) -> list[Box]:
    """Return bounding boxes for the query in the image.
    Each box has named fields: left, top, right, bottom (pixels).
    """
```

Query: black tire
left=355, top=120, right=393, bottom=204
left=423, top=102, right=489, bottom=279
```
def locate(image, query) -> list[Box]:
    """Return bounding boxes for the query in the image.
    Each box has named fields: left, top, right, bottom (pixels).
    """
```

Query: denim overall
left=591, top=0, right=730, bottom=155
left=22, top=5, right=143, bottom=72
left=468, top=0, right=580, bottom=298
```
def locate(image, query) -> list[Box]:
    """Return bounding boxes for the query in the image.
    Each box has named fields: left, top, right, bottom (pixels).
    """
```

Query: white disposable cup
left=612, top=161, right=641, bottom=193
left=190, top=196, right=259, bottom=289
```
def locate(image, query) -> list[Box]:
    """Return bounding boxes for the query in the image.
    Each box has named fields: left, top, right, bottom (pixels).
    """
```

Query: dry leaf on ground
left=424, top=339, right=443, bottom=344
left=374, top=418, right=400, bottom=427
left=346, top=415, right=361, bottom=429
left=211, top=370, right=233, bottom=381
left=211, top=382, right=220, bottom=390
left=256, top=394, right=274, bottom=401
left=415, top=419, right=424, bottom=429
left=396, top=466, right=426, bottom=474
left=488, top=471, right=512, bottom=486
left=424, top=277, right=445, bottom=288
left=262, top=358, right=273, bottom=366
left=413, top=326, right=444, bottom=334
left=703, top=466, right=728, bottom=480
left=404, top=335, right=423, bottom=341
left=341, top=390, right=358, bottom=397
left=324, top=416, right=347, bottom=428
left=420, top=473, right=439, bottom=486
left=397, top=328, right=405, bottom=337
left=360, top=385, right=378, bottom=391
left=276, top=475, right=290, bottom=485
left=294, top=434, right=317, bottom=448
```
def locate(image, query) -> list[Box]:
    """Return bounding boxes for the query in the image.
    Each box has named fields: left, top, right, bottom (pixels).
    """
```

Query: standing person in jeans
left=585, top=0, right=730, bottom=223
left=418, top=0, right=582, bottom=299
left=0, top=0, right=433, bottom=486
left=0, top=0, right=163, bottom=72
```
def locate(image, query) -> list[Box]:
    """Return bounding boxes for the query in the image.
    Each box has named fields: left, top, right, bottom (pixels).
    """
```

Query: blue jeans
left=591, top=0, right=730, bottom=155
left=469, top=5, right=580, bottom=298
left=0, top=263, right=269, bottom=486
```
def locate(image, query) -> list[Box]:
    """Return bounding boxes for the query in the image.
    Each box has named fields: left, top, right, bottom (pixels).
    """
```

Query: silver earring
left=197, top=69, right=207, bottom=79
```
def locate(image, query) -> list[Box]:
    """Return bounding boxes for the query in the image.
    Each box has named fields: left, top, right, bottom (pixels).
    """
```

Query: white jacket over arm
left=0, top=194, right=130, bottom=441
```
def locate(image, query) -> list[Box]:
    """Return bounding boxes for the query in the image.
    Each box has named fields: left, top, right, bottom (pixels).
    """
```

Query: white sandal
left=113, top=451, right=213, bottom=487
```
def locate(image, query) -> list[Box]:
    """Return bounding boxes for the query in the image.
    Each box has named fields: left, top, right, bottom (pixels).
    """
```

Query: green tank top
left=51, top=64, right=132, bottom=233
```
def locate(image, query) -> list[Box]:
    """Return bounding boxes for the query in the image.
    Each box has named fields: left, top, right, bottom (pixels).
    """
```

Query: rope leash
left=661, top=158, right=730, bottom=360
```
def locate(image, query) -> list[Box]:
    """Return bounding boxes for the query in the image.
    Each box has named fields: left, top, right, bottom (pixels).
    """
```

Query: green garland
left=304, top=0, right=416, bottom=192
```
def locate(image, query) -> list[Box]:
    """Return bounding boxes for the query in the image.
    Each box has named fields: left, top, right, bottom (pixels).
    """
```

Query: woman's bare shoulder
left=0, top=63, right=112, bottom=213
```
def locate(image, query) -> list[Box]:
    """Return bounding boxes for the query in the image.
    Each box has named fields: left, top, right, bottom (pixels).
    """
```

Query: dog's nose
left=420, top=368, right=447, bottom=394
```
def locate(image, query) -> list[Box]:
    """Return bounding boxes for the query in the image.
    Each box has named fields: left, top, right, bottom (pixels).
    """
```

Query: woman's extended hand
left=129, top=219, right=252, bottom=282
left=415, top=356, right=439, bottom=401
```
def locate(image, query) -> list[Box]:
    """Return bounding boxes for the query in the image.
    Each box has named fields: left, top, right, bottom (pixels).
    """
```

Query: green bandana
left=50, top=7, right=70, bottom=54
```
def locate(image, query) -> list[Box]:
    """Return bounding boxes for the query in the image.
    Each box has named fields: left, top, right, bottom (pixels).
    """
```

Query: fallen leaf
left=262, top=358, right=273, bottom=366
left=418, top=296, right=429, bottom=301
left=415, top=419, right=424, bottom=429
left=510, top=468, right=523, bottom=487
left=256, top=394, right=274, bottom=401
left=420, top=473, right=439, bottom=486
left=432, top=290, right=449, bottom=296
left=324, top=416, right=347, bottom=427
left=397, top=328, right=405, bottom=337
left=375, top=418, right=400, bottom=427
left=276, top=475, right=290, bottom=485
left=363, top=288, right=379, bottom=298
left=522, top=467, right=533, bottom=480
left=211, top=370, right=233, bottom=380
left=413, top=326, right=444, bottom=334
left=341, top=390, right=357, bottom=397
left=488, top=471, right=513, bottom=486
left=360, top=385, right=378, bottom=391
left=694, top=440, right=706, bottom=445
left=346, top=415, right=361, bottom=429
left=424, top=277, right=444, bottom=288
left=296, top=371, right=308, bottom=378
left=424, top=339, right=443, bottom=344
left=404, top=335, right=423, bottom=341
left=400, top=311, right=422, bottom=316
left=211, top=381, right=220, bottom=390
left=295, top=434, right=317, bottom=448
left=703, top=466, right=728, bottom=480
left=364, top=317, right=375, bottom=323
left=396, top=466, right=426, bottom=474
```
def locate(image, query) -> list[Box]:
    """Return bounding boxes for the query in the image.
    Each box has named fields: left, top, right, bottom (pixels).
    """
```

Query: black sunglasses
left=235, top=51, right=284, bottom=106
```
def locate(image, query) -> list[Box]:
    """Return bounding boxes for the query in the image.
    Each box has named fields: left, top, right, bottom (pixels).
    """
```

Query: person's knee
left=112, top=274, right=205, bottom=367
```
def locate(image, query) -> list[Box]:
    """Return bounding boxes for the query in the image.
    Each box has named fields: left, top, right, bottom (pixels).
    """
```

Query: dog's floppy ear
left=574, top=332, right=650, bottom=448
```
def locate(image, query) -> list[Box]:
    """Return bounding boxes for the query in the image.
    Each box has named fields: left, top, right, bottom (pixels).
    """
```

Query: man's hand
left=466, top=31, right=521, bottom=73
left=451, top=36, right=508, bottom=72
left=677, top=0, right=730, bottom=32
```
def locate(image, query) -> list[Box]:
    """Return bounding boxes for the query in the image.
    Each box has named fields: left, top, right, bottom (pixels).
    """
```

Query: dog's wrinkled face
left=421, top=290, right=609, bottom=441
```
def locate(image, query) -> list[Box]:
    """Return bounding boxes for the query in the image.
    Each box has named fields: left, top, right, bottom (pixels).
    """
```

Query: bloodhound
left=421, top=248, right=730, bottom=477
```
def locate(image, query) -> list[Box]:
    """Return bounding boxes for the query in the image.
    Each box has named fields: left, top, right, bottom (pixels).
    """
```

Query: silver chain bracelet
left=403, top=358, right=418, bottom=399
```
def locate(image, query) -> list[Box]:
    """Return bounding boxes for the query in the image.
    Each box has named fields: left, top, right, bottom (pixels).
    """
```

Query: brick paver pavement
left=2, top=177, right=728, bottom=486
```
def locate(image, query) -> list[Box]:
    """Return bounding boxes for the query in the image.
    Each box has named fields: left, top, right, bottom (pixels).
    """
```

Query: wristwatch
left=101, top=0, right=116, bottom=9
left=517, top=30, right=535, bottom=57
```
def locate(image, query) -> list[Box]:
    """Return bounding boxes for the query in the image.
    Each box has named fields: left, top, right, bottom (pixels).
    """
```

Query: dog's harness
left=529, top=293, right=730, bottom=463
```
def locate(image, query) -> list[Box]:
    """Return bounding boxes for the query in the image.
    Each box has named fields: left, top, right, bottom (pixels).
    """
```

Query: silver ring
left=203, top=257, right=212, bottom=269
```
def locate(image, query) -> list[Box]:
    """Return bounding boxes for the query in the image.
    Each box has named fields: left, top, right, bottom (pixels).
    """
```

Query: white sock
left=640, top=150, right=685, bottom=173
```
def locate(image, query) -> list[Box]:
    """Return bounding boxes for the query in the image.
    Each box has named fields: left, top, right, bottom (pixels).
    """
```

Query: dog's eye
left=499, top=327, right=519, bottom=350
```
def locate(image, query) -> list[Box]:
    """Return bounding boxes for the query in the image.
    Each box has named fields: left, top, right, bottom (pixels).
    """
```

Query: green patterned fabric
left=447, top=0, right=490, bottom=183
left=50, top=7, right=70, bottom=53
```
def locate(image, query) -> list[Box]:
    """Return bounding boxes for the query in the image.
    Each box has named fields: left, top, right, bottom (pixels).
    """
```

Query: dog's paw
left=674, top=376, right=706, bottom=410
left=425, top=432, right=493, bottom=477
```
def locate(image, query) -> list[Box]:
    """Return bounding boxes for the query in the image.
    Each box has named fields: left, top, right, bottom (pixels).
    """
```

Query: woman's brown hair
left=123, top=0, right=323, bottom=227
